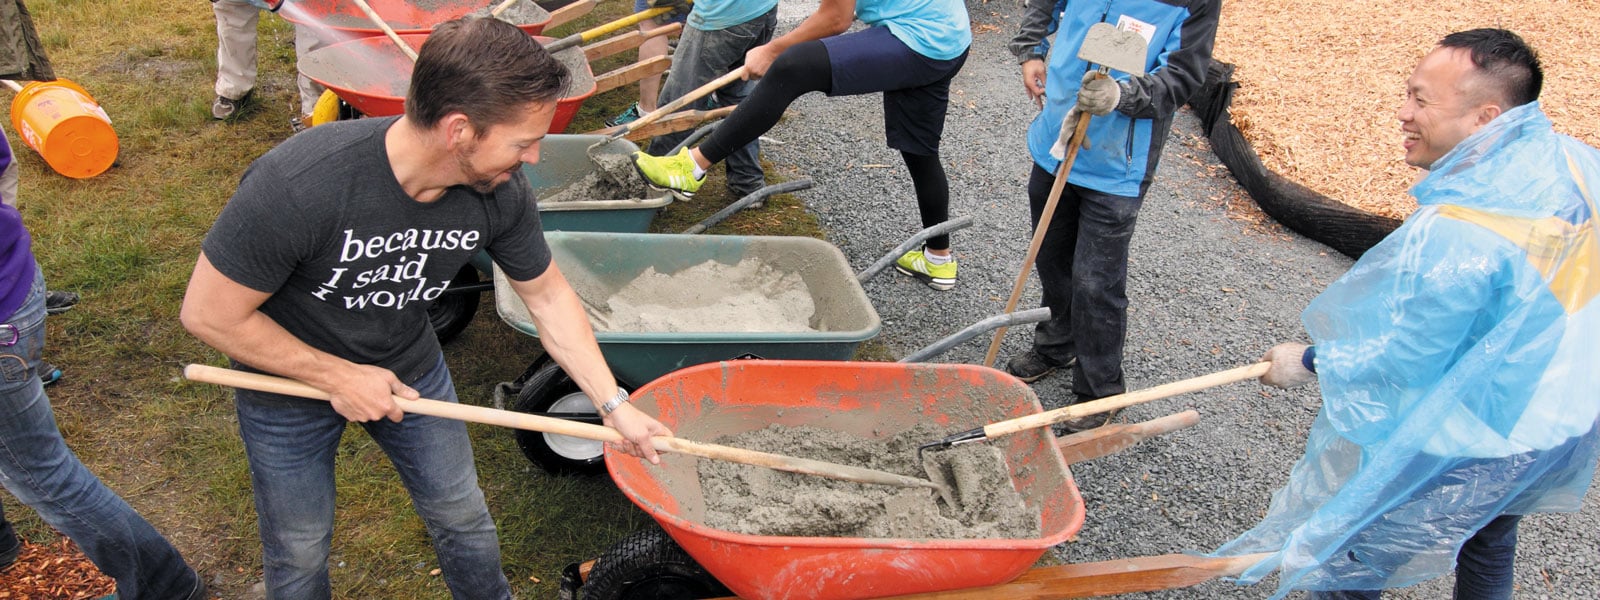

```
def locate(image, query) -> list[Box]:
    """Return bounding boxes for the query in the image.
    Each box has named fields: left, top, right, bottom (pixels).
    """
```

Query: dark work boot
left=1005, top=350, right=1075, bottom=383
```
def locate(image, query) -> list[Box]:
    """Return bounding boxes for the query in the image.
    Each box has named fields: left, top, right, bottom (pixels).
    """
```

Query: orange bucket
left=9, top=78, right=118, bottom=179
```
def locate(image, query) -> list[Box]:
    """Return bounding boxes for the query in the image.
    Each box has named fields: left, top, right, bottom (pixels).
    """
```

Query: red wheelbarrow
left=297, top=21, right=681, bottom=133
left=279, top=0, right=554, bottom=38
left=568, top=360, right=1267, bottom=600
left=298, top=32, right=596, bottom=133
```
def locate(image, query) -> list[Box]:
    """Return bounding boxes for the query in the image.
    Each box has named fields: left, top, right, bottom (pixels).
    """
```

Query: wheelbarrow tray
left=611, top=360, right=1085, bottom=600
left=525, top=134, right=672, bottom=233
left=281, top=0, right=552, bottom=37
left=299, top=34, right=595, bottom=133
left=493, top=232, right=881, bottom=388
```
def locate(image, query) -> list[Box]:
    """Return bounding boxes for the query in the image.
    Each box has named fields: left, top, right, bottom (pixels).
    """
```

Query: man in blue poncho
left=1215, top=29, right=1600, bottom=599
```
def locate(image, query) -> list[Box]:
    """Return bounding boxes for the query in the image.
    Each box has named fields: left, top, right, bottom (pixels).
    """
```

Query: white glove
left=1075, top=71, right=1120, bottom=116
left=1261, top=343, right=1316, bottom=389
left=1049, top=107, right=1093, bottom=160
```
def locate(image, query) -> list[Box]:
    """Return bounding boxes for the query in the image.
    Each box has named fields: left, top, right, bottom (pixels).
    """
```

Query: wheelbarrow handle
left=545, top=5, right=677, bottom=54
left=182, top=364, right=948, bottom=493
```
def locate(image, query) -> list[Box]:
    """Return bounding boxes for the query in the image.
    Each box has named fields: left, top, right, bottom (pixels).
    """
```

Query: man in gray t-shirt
left=181, top=17, right=669, bottom=600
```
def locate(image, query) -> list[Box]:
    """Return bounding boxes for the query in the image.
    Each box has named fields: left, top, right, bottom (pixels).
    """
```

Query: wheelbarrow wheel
left=428, top=266, right=481, bottom=344
left=512, top=361, right=608, bottom=475
left=581, top=527, right=730, bottom=600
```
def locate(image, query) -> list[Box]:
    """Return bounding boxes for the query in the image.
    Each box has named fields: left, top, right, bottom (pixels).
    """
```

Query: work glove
left=1260, top=343, right=1316, bottom=389
left=1075, top=71, right=1121, bottom=116
left=1048, top=107, right=1092, bottom=160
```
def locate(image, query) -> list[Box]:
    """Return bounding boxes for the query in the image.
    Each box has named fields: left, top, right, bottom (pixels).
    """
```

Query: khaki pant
left=212, top=0, right=326, bottom=116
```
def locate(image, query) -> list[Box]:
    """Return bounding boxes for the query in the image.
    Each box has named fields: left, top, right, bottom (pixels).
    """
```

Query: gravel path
left=754, top=2, right=1600, bottom=598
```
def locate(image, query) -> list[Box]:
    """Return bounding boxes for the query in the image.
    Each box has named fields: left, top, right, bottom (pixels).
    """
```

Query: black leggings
left=901, top=150, right=950, bottom=250
left=698, top=41, right=831, bottom=163
left=699, top=41, right=952, bottom=251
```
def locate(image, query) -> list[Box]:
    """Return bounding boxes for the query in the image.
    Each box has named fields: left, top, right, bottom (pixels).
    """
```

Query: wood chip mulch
left=0, top=538, right=115, bottom=600
left=1215, top=1, right=1600, bottom=220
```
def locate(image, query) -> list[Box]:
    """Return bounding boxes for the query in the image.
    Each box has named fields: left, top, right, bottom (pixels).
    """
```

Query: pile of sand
left=592, top=258, right=817, bottom=333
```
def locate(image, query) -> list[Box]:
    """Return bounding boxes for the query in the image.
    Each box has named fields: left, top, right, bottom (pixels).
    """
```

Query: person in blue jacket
left=631, top=0, right=972, bottom=291
left=0, top=128, right=208, bottom=599
left=1004, top=0, right=1219, bottom=431
left=1220, top=29, right=1600, bottom=600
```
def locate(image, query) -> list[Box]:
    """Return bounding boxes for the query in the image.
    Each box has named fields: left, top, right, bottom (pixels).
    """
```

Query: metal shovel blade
left=1079, top=22, right=1149, bottom=76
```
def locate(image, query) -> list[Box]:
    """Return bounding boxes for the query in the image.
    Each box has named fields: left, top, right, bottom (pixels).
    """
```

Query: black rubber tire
left=427, top=266, right=481, bottom=345
left=580, top=528, right=731, bottom=600
left=512, top=361, right=608, bottom=475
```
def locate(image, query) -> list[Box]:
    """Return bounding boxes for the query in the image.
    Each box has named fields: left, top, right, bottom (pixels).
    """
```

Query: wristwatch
left=599, top=388, right=629, bottom=416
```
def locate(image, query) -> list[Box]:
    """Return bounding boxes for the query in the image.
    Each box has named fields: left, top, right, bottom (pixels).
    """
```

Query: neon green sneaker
left=894, top=249, right=958, bottom=291
left=632, top=148, right=704, bottom=197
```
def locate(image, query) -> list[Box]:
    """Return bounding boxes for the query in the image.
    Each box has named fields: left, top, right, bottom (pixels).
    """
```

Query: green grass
left=1, top=1, right=866, bottom=597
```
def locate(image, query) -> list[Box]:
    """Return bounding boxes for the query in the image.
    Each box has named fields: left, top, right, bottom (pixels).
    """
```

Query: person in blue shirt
left=1004, top=0, right=1219, bottom=432
left=1220, top=29, right=1600, bottom=600
left=632, top=0, right=972, bottom=291
left=641, top=0, right=779, bottom=202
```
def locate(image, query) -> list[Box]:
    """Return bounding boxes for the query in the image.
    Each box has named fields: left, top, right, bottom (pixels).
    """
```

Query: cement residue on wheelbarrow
left=298, top=33, right=595, bottom=128
left=700, top=423, right=1040, bottom=540
left=595, top=257, right=817, bottom=333
left=284, top=0, right=551, bottom=35
left=612, top=361, right=1084, bottom=600
left=534, top=153, right=653, bottom=204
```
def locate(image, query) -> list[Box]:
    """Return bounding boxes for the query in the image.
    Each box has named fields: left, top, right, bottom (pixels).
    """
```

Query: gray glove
left=1261, top=343, right=1316, bottom=389
left=1075, top=71, right=1120, bottom=116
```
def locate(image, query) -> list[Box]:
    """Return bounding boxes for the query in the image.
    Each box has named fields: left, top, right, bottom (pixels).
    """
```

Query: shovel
left=918, top=362, right=1269, bottom=488
left=543, top=0, right=686, bottom=54
left=981, top=22, right=1151, bottom=368
left=584, top=66, right=750, bottom=192
left=184, top=364, right=953, bottom=498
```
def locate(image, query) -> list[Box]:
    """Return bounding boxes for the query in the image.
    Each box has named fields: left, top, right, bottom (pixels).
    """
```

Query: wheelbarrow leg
left=1054, top=410, right=1201, bottom=465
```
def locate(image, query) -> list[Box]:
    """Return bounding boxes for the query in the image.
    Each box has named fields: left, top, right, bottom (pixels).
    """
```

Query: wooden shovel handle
left=488, top=0, right=519, bottom=18
left=984, top=362, right=1271, bottom=439
left=351, top=0, right=418, bottom=62
left=182, top=364, right=944, bottom=492
left=611, top=67, right=747, bottom=140
left=981, top=106, right=1095, bottom=367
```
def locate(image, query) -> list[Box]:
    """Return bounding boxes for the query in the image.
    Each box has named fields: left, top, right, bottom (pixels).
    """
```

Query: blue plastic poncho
left=1213, top=103, right=1600, bottom=598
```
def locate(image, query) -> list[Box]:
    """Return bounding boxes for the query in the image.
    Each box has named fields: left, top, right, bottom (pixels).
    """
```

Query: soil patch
left=699, top=423, right=1041, bottom=540
left=593, top=258, right=816, bottom=333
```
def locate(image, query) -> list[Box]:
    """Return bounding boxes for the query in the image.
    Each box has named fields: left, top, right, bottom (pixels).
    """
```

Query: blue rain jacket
left=1020, top=0, right=1218, bottom=198
left=1213, top=103, right=1600, bottom=598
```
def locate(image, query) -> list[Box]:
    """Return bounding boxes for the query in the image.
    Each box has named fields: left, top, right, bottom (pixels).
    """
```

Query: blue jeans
left=1307, top=513, right=1521, bottom=600
left=0, top=267, right=202, bottom=599
left=236, top=353, right=509, bottom=600
left=1026, top=165, right=1144, bottom=401
left=645, top=7, right=777, bottom=195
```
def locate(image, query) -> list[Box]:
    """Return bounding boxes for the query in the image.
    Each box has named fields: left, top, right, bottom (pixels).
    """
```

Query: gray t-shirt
left=201, top=116, right=550, bottom=383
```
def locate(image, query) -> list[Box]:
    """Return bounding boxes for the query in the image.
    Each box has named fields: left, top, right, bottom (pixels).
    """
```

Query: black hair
left=406, top=17, right=570, bottom=132
left=1438, top=28, right=1542, bottom=107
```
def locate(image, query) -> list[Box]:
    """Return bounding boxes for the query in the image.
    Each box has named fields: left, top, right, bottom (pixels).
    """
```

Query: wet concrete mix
left=699, top=423, right=1042, bottom=540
